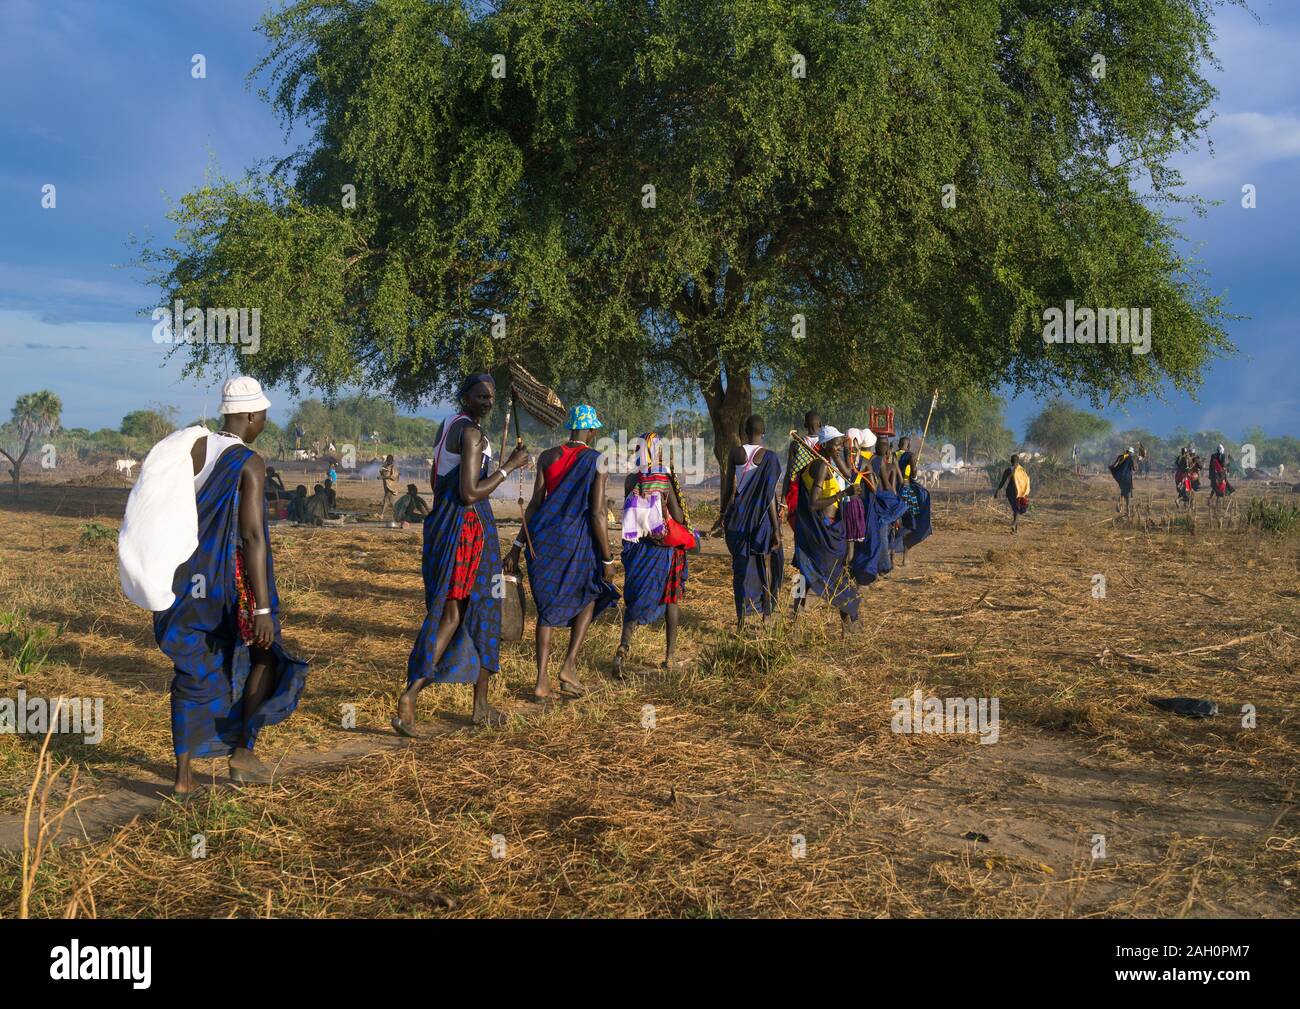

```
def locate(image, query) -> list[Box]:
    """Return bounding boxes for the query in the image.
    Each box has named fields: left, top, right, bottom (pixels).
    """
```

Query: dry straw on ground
left=1, top=473, right=1297, bottom=917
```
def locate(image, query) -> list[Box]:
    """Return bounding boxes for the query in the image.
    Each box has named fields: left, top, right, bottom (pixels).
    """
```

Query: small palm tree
left=1, top=390, right=63, bottom=495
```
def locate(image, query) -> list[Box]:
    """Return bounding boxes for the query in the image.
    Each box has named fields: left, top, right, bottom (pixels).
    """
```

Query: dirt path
left=0, top=731, right=412, bottom=852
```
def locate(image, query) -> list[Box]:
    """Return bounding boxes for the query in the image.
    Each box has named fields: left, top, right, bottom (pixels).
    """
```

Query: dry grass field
left=1, top=467, right=1297, bottom=918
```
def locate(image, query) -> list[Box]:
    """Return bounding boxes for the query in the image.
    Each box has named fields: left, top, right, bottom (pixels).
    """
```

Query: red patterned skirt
left=661, top=545, right=687, bottom=604
left=448, top=510, right=485, bottom=600
left=234, top=546, right=257, bottom=645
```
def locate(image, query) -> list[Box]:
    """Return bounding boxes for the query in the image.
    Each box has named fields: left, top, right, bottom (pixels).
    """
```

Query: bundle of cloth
left=119, top=426, right=212, bottom=610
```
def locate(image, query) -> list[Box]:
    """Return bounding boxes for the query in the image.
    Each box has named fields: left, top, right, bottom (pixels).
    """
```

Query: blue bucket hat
left=567, top=403, right=602, bottom=431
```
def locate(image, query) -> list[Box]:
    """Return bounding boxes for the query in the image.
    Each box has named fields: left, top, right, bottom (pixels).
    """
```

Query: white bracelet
left=251, top=607, right=272, bottom=616
left=512, top=538, right=525, bottom=548
left=601, top=558, right=615, bottom=566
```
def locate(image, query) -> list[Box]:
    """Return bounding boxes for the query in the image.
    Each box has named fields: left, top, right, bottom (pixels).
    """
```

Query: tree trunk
left=699, top=359, right=754, bottom=496
left=0, top=436, right=30, bottom=497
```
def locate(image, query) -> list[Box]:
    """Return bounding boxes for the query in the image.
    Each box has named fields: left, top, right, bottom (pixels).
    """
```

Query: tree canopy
left=1025, top=398, right=1112, bottom=457
left=145, top=0, right=1232, bottom=467
left=120, top=407, right=178, bottom=444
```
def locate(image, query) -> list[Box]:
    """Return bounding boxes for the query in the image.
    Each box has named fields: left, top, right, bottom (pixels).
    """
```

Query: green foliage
left=144, top=0, right=1231, bottom=459
left=2, top=391, right=63, bottom=488
left=11, top=391, right=62, bottom=442
left=120, top=406, right=178, bottom=443
left=1026, top=455, right=1081, bottom=494
left=0, top=609, right=58, bottom=679
left=911, top=386, right=1014, bottom=462
left=78, top=522, right=119, bottom=549
left=1241, top=427, right=1300, bottom=471
left=287, top=395, right=435, bottom=451
left=1246, top=499, right=1300, bottom=535
left=1025, top=399, right=1112, bottom=457
left=986, top=452, right=1076, bottom=493
left=557, top=376, right=668, bottom=440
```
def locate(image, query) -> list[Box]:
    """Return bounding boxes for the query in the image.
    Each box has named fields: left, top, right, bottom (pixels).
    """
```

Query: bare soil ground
left=1, top=469, right=1297, bottom=918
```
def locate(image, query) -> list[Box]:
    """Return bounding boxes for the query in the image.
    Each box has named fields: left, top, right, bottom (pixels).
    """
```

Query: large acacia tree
left=146, top=0, right=1231, bottom=468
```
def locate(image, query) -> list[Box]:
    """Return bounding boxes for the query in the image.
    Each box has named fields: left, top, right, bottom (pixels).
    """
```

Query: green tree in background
left=120, top=406, right=179, bottom=444
left=1026, top=399, right=1112, bottom=458
left=557, top=376, right=669, bottom=442
left=919, top=387, right=1014, bottom=463
left=146, top=0, right=1230, bottom=473
left=1, top=390, right=63, bottom=493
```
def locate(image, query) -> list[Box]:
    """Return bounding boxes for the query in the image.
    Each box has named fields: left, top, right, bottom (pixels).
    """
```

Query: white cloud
left=1179, top=110, right=1300, bottom=188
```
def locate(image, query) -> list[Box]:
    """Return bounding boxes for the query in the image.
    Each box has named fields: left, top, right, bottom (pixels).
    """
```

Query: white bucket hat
left=218, top=375, right=272, bottom=415
left=817, top=424, right=845, bottom=445
left=858, top=427, right=877, bottom=450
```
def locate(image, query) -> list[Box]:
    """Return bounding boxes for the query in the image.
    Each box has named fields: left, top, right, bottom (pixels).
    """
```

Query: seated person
left=287, top=485, right=309, bottom=523
left=304, top=483, right=331, bottom=526
left=323, top=477, right=337, bottom=511
left=393, top=483, right=429, bottom=526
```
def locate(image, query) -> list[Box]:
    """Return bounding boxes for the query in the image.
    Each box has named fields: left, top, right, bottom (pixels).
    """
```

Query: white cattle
left=115, top=459, right=136, bottom=476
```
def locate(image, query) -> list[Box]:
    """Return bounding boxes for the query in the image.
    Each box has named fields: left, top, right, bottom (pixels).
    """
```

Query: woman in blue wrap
left=1109, top=446, right=1136, bottom=519
left=504, top=404, right=619, bottom=701
left=791, top=430, right=859, bottom=628
left=155, top=379, right=308, bottom=798
left=393, top=374, right=529, bottom=735
left=721, top=414, right=784, bottom=629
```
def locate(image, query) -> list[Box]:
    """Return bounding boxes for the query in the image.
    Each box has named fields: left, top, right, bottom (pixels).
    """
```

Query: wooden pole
left=510, top=389, right=535, bottom=555
left=499, top=396, right=512, bottom=473
left=915, top=388, right=939, bottom=467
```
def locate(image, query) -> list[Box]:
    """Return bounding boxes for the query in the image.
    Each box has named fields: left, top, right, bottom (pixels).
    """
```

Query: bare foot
left=229, top=748, right=271, bottom=783
left=472, top=704, right=508, bottom=728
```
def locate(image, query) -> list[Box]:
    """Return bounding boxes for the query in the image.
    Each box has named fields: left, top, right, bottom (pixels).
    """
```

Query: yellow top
left=1012, top=464, right=1030, bottom=499
left=803, top=462, right=846, bottom=515
left=853, top=449, right=874, bottom=486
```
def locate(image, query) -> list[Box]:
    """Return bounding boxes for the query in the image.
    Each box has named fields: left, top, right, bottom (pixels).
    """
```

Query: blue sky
left=1, top=0, right=1297, bottom=438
